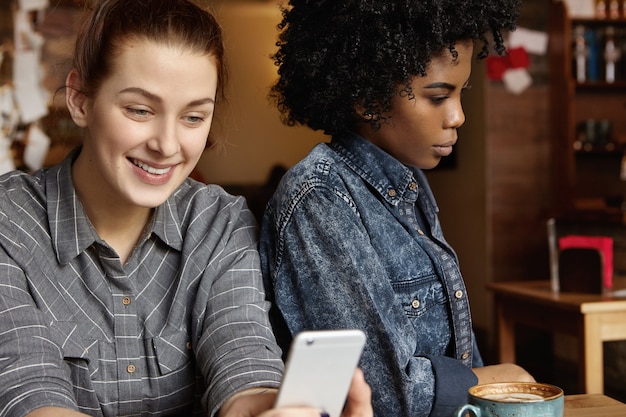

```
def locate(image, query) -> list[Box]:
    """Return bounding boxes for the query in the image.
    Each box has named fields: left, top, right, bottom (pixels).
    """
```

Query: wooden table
left=564, top=394, right=626, bottom=416
left=488, top=280, right=626, bottom=394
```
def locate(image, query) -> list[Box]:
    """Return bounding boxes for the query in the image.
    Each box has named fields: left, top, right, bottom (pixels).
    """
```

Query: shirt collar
left=330, top=133, right=424, bottom=205
left=47, top=149, right=184, bottom=265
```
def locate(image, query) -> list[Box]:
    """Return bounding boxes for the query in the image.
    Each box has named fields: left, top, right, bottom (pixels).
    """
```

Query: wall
left=197, top=1, right=326, bottom=185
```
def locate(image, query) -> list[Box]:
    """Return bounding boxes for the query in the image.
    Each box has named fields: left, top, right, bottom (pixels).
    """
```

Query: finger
left=341, top=368, right=373, bottom=417
left=256, top=406, right=327, bottom=417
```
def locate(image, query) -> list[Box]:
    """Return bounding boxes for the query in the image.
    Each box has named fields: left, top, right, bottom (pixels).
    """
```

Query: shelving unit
left=549, top=0, right=626, bottom=222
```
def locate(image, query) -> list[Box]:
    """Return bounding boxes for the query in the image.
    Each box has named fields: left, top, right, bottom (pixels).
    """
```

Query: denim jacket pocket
left=391, top=274, right=446, bottom=318
left=152, top=329, right=192, bottom=375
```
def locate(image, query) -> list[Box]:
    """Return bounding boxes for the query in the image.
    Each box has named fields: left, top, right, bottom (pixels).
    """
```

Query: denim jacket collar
left=330, top=133, right=439, bottom=211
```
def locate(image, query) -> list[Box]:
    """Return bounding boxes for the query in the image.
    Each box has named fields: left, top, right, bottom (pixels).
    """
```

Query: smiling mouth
left=131, top=159, right=172, bottom=175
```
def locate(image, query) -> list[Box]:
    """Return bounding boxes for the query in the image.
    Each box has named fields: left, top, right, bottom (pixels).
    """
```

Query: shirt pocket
left=152, top=328, right=193, bottom=376
left=391, top=274, right=446, bottom=318
left=48, top=321, right=94, bottom=361
left=48, top=320, right=101, bottom=383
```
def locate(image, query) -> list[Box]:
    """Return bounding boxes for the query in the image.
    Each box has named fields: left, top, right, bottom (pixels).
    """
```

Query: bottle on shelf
left=586, top=28, right=600, bottom=81
left=603, top=26, right=621, bottom=83
left=596, top=0, right=608, bottom=18
left=574, top=25, right=588, bottom=82
left=572, top=25, right=603, bottom=83
left=574, top=119, right=614, bottom=151
left=609, top=0, right=620, bottom=19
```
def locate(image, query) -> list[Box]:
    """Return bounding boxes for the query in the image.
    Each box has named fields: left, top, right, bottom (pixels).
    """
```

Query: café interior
left=1, top=0, right=626, bottom=412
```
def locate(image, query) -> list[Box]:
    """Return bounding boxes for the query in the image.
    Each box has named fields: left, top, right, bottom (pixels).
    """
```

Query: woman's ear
left=354, top=102, right=374, bottom=122
left=65, top=69, right=89, bottom=128
left=354, top=103, right=367, bottom=120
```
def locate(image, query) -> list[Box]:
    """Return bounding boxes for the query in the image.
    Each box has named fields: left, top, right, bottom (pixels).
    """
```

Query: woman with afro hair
left=259, top=1, right=535, bottom=416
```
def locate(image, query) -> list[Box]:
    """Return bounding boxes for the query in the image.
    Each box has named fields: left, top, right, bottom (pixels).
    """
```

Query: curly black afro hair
left=270, top=0, right=522, bottom=136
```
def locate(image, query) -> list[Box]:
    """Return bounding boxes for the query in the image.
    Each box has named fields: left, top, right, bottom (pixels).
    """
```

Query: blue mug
left=453, top=382, right=564, bottom=417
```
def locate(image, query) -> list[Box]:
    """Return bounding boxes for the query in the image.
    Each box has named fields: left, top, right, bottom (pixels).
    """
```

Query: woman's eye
left=126, top=107, right=151, bottom=117
left=185, top=116, right=204, bottom=124
left=430, top=96, right=448, bottom=104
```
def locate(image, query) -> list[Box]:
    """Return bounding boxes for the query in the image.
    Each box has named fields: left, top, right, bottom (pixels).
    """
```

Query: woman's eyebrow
left=187, top=97, right=215, bottom=107
left=119, top=87, right=162, bottom=102
left=423, top=82, right=456, bottom=90
left=119, top=87, right=215, bottom=106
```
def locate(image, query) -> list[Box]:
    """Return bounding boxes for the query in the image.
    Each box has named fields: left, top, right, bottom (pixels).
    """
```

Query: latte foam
left=481, top=393, right=546, bottom=403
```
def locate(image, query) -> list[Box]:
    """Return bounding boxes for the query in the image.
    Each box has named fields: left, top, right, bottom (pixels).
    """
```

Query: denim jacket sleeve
left=260, top=176, right=478, bottom=417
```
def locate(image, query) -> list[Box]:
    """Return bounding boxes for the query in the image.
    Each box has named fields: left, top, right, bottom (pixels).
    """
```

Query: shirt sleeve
left=0, top=230, right=79, bottom=416
left=261, top=185, right=476, bottom=417
left=191, top=197, right=284, bottom=417
left=428, top=355, right=478, bottom=416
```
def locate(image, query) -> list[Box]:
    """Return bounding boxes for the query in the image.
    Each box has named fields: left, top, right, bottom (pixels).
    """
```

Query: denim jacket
left=260, top=133, right=483, bottom=417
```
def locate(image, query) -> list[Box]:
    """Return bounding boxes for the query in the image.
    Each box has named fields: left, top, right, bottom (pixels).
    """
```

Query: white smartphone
left=274, top=329, right=366, bottom=417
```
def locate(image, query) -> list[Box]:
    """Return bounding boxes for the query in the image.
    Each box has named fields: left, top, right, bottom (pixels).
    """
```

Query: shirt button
left=409, top=182, right=417, bottom=191
left=461, top=352, right=470, bottom=360
left=455, top=290, right=464, bottom=299
left=388, top=189, right=397, bottom=197
left=122, top=296, right=131, bottom=306
left=411, top=299, right=420, bottom=309
left=186, top=341, right=192, bottom=350
left=127, top=364, right=136, bottom=373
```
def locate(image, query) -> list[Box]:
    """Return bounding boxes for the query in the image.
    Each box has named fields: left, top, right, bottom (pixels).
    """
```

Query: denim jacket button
left=411, top=299, right=420, bottom=309
left=417, top=229, right=424, bottom=235
left=409, top=182, right=417, bottom=191
left=461, top=352, right=470, bottom=360
left=454, top=290, right=464, bottom=299
left=388, top=189, right=397, bottom=197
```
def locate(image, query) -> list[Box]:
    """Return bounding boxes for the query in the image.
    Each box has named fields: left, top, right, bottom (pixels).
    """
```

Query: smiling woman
left=0, top=1, right=376, bottom=417
left=66, top=40, right=219, bottom=253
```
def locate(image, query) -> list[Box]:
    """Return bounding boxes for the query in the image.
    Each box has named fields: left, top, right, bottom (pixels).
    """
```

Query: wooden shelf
left=571, top=17, right=626, bottom=27
left=572, top=17, right=626, bottom=25
left=574, top=145, right=626, bottom=155
left=575, top=81, right=626, bottom=90
left=549, top=0, right=626, bottom=218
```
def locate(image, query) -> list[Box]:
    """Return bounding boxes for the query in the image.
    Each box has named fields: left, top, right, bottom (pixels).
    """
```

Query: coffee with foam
left=481, top=393, right=546, bottom=402
left=454, top=382, right=564, bottom=417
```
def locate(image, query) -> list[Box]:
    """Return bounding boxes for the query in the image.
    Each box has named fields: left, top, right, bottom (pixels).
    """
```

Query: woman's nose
left=445, top=100, right=466, bottom=129
left=148, top=119, right=180, bottom=156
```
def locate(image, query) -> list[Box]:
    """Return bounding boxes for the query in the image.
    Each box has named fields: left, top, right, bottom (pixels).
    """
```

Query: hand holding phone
left=275, top=329, right=366, bottom=417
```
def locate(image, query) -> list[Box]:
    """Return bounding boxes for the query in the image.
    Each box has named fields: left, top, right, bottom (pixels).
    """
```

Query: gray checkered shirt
left=0, top=151, right=283, bottom=417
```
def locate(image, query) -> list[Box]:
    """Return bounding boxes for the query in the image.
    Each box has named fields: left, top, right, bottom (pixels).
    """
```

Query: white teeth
left=132, top=159, right=172, bottom=175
